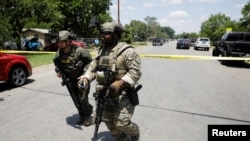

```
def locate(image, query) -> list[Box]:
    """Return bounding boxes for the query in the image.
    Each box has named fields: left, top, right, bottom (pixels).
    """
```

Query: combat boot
left=76, top=116, right=84, bottom=125
left=83, top=116, right=93, bottom=126
left=130, top=133, right=140, bottom=141
left=113, top=133, right=128, bottom=141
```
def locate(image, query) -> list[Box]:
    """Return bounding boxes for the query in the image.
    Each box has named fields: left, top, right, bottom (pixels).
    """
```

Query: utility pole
left=118, top=0, right=120, bottom=24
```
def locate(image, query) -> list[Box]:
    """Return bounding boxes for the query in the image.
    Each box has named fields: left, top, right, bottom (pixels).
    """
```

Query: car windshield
left=178, top=39, right=187, bottom=42
left=221, top=33, right=228, bottom=40
left=191, top=39, right=197, bottom=42
left=153, top=38, right=161, bottom=42
left=200, top=38, right=209, bottom=42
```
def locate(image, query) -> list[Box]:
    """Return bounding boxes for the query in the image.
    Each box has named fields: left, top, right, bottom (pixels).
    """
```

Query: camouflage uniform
left=82, top=22, right=142, bottom=141
left=54, top=31, right=93, bottom=123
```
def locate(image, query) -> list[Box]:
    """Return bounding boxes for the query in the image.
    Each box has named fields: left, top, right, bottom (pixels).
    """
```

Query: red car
left=0, top=52, right=32, bottom=87
left=72, top=40, right=88, bottom=49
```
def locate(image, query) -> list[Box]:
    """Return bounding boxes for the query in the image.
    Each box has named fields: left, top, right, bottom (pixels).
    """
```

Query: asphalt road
left=1, top=41, right=250, bottom=141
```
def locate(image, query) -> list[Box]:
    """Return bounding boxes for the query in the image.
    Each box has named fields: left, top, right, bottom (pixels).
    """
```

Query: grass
left=131, top=41, right=148, bottom=47
left=23, top=53, right=56, bottom=68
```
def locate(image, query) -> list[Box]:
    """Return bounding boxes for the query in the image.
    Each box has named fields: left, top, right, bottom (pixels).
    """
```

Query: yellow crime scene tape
left=0, top=50, right=56, bottom=54
left=139, top=54, right=250, bottom=61
left=1, top=50, right=250, bottom=61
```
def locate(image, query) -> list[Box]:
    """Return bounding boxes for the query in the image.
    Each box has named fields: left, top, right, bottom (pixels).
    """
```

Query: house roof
left=22, top=28, right=50, bottom=34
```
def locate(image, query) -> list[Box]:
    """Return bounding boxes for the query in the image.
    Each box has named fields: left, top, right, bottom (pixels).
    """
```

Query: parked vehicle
left=194, top=37, right=210, bottom=51
left=3, top=38, right=42, bottom=50
left=176, top=38, right=190, bottom=49
left=24, top=38, right=43, bottom=50
left=43, top=42, right=58, bottom=51
left=77, top=38, right=95, bottom=46
left=152, top=37, right=164, bottom=46
left=0, top=52, right=32, bottom=87
left=212, top=32, right=250, bottom=57
left=44, top=40, right=87, bottom=51
left=72, top=40, right=87, bottom=49
left=3, top=39, right=26, bottom=50
left=189, top=38, right=197, bottom=47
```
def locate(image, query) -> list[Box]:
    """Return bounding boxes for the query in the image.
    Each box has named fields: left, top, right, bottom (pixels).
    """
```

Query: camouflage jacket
left=82, top=42, right=141, bottom=86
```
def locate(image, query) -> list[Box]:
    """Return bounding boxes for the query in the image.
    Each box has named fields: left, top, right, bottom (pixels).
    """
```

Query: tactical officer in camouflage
left=53, top=30, right=93, bottom=126
left=79, top=22, right=142, bottom=141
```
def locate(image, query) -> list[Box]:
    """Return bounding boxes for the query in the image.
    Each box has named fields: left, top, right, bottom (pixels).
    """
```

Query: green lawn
left=23, top=53, right=56, bottom=68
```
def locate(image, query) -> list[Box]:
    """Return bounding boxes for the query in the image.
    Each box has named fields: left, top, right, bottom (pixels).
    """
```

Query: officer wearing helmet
left=53, top=30, right=93, bottom=126
left=79, top=22, right=142, bottom=141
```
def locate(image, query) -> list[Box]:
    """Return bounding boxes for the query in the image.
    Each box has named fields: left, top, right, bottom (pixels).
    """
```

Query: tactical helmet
left=101, top=21, right=125, bottom=33
left=59, top=30, right=72, bottom=41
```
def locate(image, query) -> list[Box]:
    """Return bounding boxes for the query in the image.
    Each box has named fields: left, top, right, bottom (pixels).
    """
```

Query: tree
left=124, top=16, right=178, bottom=41
left=0, top=15, right=12, bottom=47
left=122, top=25, right=133, bottom=43
left=240, top=1, right=250, bottom=31
left=0, top=0, right=113, bottom=48
left=144, top=16, right=160, bottom=37
left=0, top=0, right=61, bottom=49
left=160, top=26, right=175, bottom=39
left=200, top=13, right=237, bottom=44
left=128, top=20, right=148, bottom=41
left=55, top=0, right=112, bottom=37
left=189, top=32, right=199, bottom=38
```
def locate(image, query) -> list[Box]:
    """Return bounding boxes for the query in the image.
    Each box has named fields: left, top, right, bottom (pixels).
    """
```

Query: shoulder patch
left=128, top=51, right=137, bottom=61
left=135, top=55, right=141, bottom=64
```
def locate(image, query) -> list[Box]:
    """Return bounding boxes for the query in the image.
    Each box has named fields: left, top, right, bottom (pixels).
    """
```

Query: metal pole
left=118, top=0, right=120, bottom=24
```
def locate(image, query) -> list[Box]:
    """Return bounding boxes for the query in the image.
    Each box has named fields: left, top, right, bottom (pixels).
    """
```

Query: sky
left=109, top=0, right=249, bottom=34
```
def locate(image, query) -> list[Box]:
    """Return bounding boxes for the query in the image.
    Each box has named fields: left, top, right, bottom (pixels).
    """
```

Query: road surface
left=1, top=41, right=250, bottom=141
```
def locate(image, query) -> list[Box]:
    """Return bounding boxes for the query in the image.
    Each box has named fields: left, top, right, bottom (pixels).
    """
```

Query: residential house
left=22, top=28, right=50, bottom=47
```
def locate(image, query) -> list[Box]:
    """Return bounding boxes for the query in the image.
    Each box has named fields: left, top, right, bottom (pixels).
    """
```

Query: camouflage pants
left=68, top=81, right=93, bottom=117
left=103, top=94, right=140, bottom=141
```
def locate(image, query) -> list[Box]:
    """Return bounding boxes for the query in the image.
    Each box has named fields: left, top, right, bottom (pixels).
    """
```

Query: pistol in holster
left=127, top=84, right=142, bottom=106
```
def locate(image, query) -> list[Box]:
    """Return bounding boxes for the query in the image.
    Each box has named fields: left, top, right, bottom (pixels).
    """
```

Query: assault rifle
left=93, top=67, right=116, bottom=139
left=53, top=58, right=83, bottom=116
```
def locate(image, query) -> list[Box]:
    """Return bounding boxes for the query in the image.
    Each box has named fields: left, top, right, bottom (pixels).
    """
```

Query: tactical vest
left=56, top=45, right=85, bottom=80
left=95, top=43, right=133, bottom=84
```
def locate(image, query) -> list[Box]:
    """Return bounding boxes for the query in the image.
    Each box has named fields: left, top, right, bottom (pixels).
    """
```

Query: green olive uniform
left=54, top=45, right=93, bottom=119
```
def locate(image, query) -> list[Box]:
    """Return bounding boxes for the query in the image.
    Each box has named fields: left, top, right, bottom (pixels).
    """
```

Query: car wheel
left=220, top=50, right=230, bottom=65
left=212, top=48, right=220, bottom=56
left=8, top=66, right=27, bottom=87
